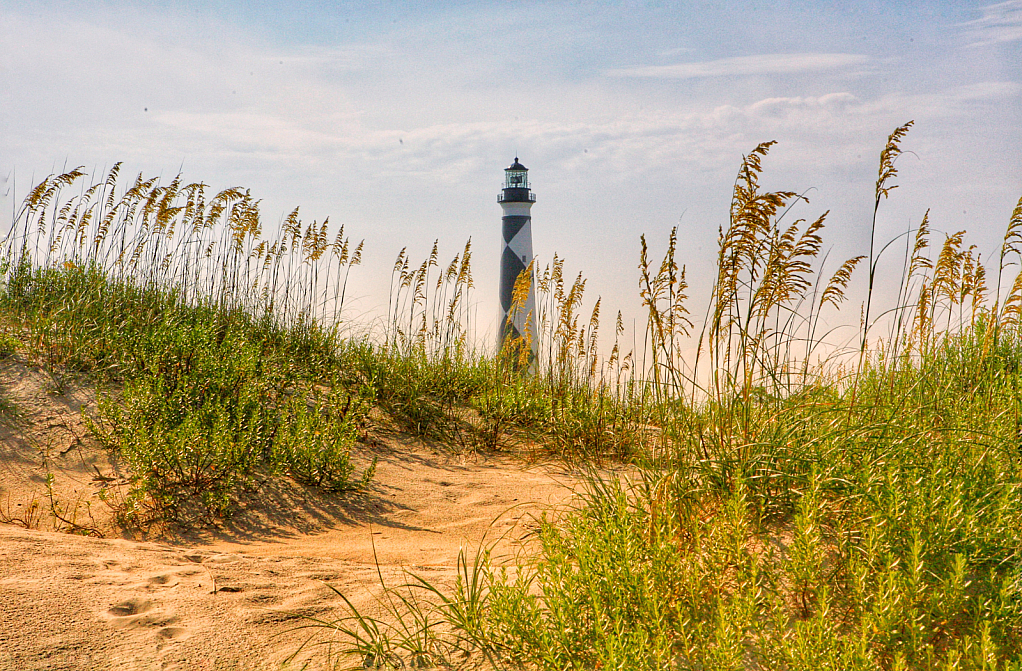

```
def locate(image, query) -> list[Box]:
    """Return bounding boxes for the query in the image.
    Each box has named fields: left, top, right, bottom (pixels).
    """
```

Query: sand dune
left=0, top=357, right=581, bottom=670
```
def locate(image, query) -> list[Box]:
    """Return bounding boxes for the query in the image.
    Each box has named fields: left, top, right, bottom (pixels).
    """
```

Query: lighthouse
left=498, top=157, right=538, bottom=359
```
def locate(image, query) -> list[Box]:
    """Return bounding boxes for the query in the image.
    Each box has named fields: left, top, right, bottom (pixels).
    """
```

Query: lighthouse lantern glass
left=505, top=169, right=528, bottom=189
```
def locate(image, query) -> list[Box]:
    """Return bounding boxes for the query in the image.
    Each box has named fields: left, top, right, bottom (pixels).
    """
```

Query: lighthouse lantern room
left=505, top=161, right=528, bottom=188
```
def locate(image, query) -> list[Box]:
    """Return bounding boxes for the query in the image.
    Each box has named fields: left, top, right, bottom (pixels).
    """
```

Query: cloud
left=961, top=0, right=1022, bottom=46
left=952, top=80, right=1022, bottom=100
left=271, top=43, right=397, bottom=71
left=749, top=92, right=860, bottom=116
left=657, top=46, right=696, bottom=57
left=605, top=53, right=870, bottom=79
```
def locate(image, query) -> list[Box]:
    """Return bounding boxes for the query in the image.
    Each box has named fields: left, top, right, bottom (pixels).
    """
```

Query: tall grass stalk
left=279, top=126, right=1022, bottom=670
left=5, top=127, right=1022, bottom=669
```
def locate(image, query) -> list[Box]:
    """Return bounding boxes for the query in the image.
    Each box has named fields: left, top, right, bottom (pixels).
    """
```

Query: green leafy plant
left=5, top=126, right=1022, bottom=670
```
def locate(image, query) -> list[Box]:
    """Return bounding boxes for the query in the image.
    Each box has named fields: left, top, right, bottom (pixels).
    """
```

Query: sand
left=0, top=356, right=582, bottom=670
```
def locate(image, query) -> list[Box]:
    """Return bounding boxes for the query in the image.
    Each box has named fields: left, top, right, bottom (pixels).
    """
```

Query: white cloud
left=605, top=53, right=870, bottom=79
left=962, top=0, right=1022, bottom=46
left=657, top=46, right=696, bottom=57
left=749, top=92, right=860, bottom=116
left=952, top=80, right=1022, bottom=99
left=273, top=44, right=396, bottom=70
left=1, top=1, right=1019, bottom=342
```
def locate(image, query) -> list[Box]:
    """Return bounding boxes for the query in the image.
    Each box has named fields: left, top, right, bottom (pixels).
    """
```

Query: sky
left=1, top=0, right=1020, bottom=349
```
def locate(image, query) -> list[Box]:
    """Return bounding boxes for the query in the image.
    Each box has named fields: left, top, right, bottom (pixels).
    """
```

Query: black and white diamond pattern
left=499, top=206, right=537, bottom=356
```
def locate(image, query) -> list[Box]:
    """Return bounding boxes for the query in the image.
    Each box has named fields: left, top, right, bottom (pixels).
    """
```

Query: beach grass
left=2, top=123, right=1022, bottom=668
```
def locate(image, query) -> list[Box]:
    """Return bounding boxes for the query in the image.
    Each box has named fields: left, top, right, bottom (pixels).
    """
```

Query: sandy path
left=1, top=435, right=580, bottom=670
left=206, top=444, right=578, bottom=566
left=0, top=357, right=587, bottom=669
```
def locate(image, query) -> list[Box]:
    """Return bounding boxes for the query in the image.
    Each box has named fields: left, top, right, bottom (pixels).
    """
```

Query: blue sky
left=2, top=0, right=1020, bottom=346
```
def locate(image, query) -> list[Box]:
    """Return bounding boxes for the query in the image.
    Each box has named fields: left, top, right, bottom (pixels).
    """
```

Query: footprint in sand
left=246, top=593, right=282, bottom=605
left=156, top=626, right=189, bottom=640
left=105, top=598, right=179, bottom=630
left=147, top=573, right=179, bottom=588
left=107, top=598, right=152, bottom=617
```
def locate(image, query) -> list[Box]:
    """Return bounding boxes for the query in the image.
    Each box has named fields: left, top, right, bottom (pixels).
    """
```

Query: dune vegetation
left=2, top=122, right=1022, bottom=670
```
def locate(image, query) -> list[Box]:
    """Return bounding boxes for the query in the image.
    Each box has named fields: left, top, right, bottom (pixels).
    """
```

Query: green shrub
left=0, top=331, right=19, bottom=358
left=272, top=388, right=373, bottom=491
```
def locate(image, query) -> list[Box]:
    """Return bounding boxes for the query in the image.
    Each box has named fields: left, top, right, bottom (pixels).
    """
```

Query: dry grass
left=3, top=122, right=1022, bottom=669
